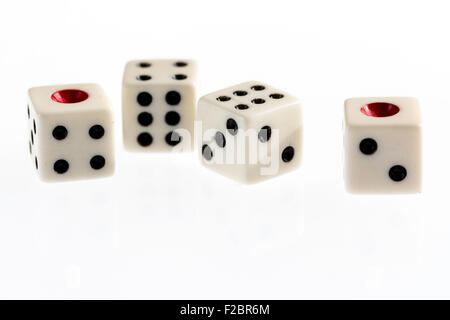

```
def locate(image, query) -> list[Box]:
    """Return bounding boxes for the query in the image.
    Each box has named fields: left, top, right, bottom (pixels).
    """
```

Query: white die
left=27, top=83, right=115, bottom=182
left=197, top=81, right=302, bottom=184
left=122, top=59, right=196, bottom=152
left=344, top=97, right=422, bottom=194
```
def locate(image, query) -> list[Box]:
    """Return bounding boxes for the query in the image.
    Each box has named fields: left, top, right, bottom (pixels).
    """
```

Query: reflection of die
left=122, top=59, right=196, bottom=152
left=197, top=81, right=302, bottom=184
left=344, top=97, right=422, bottom=194
left=27, top=83, right=115, bottom=182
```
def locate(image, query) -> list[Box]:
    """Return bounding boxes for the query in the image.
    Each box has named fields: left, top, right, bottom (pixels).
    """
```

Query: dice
left=27, top=83, right=115, bottom=182
left=197, top=81, right=302, bottom=183
left=344, top=97, right=422, bottom=194
left=122, top=59, right=197, bottom=152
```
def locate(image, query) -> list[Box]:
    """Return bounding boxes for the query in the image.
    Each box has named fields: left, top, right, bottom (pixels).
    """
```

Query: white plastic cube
left=27, top=83, right=115, bottom=182
left=344, top=97, right=422, bottom=194
left=122, top=59, right=196, bottom=152
left=197, top=81, right=302, bottom=184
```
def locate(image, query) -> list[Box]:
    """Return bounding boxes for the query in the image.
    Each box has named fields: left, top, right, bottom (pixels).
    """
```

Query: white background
left=0, top=0, right=448, bottom=299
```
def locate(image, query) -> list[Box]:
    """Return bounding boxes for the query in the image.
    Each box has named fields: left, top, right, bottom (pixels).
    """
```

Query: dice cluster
left=27, top=59, right=422, bottom=194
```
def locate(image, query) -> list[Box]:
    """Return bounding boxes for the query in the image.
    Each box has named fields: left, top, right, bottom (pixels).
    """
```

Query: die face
left=345, top=97, right=421, bottom=127
left=123, top=59, right=196, bottom=86
left=344, top=97, right=422, bottom=194
left=122, top=82, right=195, bottom=152
left=122, top=59, right=196, bottom=152
left=197, top=101, right=248, bottom=182
left=28, top=83, right=111, bottom=116
left=246, top=105, right=302, bottom=183
left=28, top=84, right=115, bottom=182
left=201, top=81, right=299, bottom=117
left=27, top=104, right=40, bottom=172
left=198, top=81, right=302, bottom=184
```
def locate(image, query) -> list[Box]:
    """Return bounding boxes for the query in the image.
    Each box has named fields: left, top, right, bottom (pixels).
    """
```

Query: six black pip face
left=123, top=59, right=197, bottom=153
left=135, top=88, right=186, bottom=149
